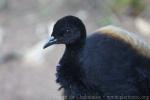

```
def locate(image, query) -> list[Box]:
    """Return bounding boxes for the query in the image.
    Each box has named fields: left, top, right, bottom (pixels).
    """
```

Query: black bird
left=43, top=16, right=150, bottom=99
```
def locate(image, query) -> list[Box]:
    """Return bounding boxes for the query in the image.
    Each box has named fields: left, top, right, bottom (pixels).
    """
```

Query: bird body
left=81, top=27, right=150, bottom=96
left=43, top=16, right=150, bottom=99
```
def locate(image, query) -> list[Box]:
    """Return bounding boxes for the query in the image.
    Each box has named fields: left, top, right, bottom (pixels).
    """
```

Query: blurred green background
left=0, top=0, right=150, bottom=100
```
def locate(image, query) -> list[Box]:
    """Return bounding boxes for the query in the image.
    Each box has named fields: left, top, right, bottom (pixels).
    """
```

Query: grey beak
left=43, top=36, right=58, bottom=49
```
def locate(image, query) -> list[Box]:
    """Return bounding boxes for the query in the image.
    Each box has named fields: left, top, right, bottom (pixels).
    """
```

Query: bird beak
left=43, top=36, right=58, bottom=49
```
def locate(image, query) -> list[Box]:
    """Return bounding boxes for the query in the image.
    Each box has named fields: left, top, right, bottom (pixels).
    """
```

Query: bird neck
left=56, top=38, right=86, bottom=87
left=64, top=39, right=85, bottom=60
left=59, top=38, right=86, bottom=67
left=56, top=40, right=84, bottom=85
left=57, top=33, right=86, bottom=79
left=67, top=40, right=85, bottom=51
left=66, top=33, right=86, bottom=49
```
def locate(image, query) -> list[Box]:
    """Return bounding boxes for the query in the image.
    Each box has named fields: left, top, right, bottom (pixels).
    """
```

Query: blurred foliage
left=38, top=6, right=51, bottom=17
left=129, top=0, right=146, bottom=17
left=0, top=0, right=7, bottom=10
left=112, top=0, right=130, bottom=9
left=110, top=0, right=147, bottom=17
left=111, top=0, right=130, bottom=12
left=98, top=16, right=113, bottom=26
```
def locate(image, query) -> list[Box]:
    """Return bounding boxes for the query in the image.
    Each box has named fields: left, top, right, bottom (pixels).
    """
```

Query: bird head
left=43, top=16, right=86, bottom=49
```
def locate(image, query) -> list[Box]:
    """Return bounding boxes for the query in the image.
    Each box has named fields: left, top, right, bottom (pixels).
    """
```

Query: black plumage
left=43, top=16, right=150, bottom=99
